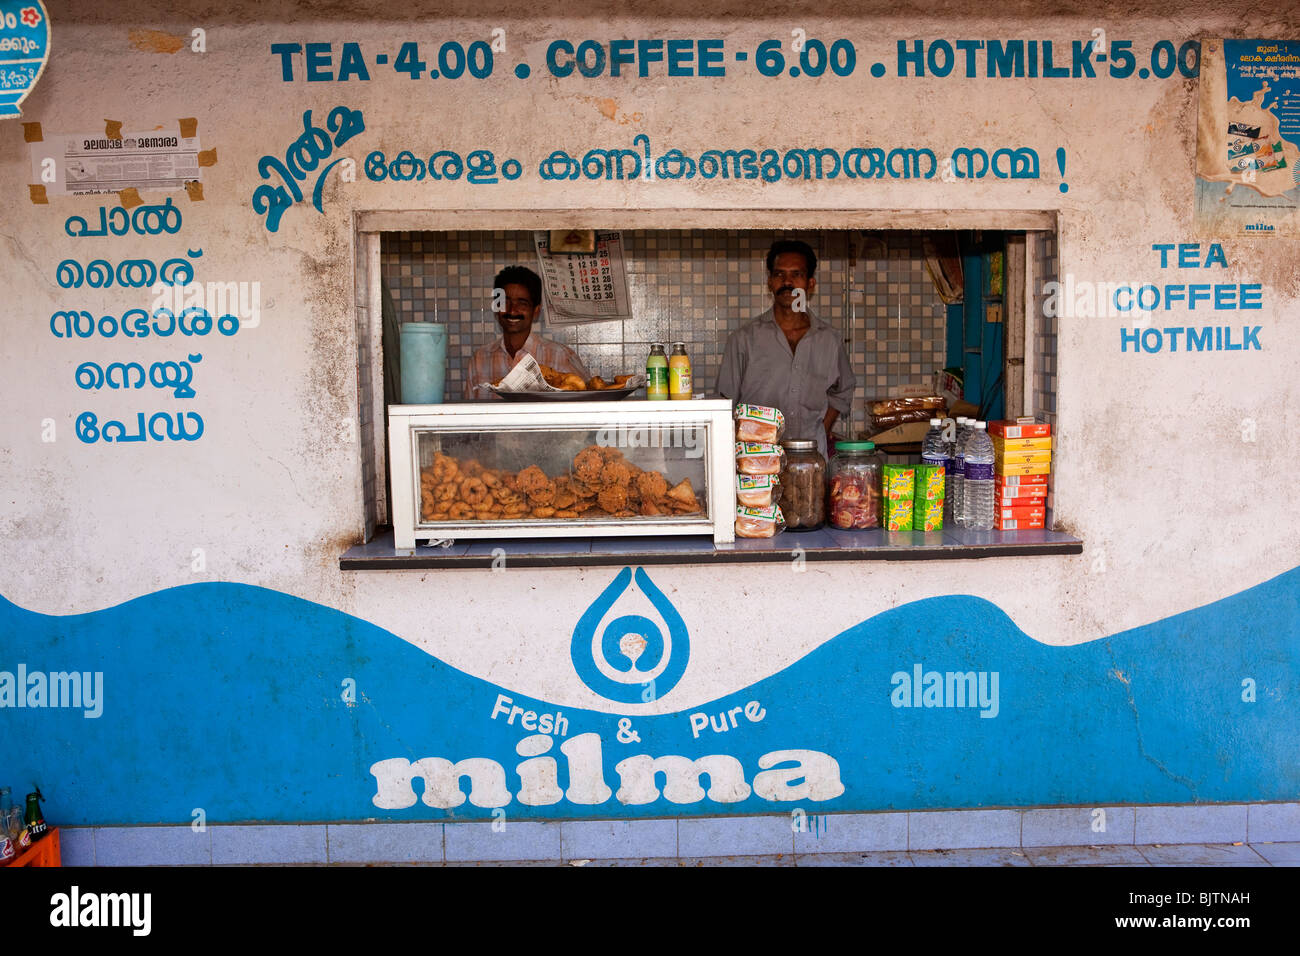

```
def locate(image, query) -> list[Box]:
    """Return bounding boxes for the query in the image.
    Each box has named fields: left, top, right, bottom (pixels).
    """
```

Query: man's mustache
left=777, top=286, right=794, bottom=295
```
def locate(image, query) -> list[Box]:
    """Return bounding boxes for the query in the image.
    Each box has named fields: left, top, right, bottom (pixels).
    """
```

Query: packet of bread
left=735, top=441, right=785, bottom=475
left=735, top=504, right=785, bottom=538
left=734, top=404, right=785, bottom=443
left=736, top=474, right=780, bottom=508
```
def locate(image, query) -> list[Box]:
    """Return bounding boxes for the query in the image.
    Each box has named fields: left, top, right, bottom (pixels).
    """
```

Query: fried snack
left=515, top=465, right=549, bottom=494
left=636, top=471, right=668, bottom=502
left=640, top=499, right=663, bottom=516
left=599, top=445, right=624, bottom=461
left=601, top=459, right=635, bottom=487
left=432, top=453, right=459, bottom=483
left=613, top=374, right=635, bottom=386
left=574, top=479, right=602, bottom=499
left=459, top=476, right=489, bottom=506
left=666, top=478, right=696, bottom=505
left=553, top=477, right=579, bottom=510
left=538, top=364, right=566, bottom=387
left=573, top=446, right=605, bottom=484
left=598, top=484, right=629, bottom=513
left=531, top=505, right=557, bottom=518
left=435, top=482, right=459, bottom=504
left=554, top=508, right=581, bottom=518
left=461, top=459, right=484, bottom=479
left=560, top=373, right=587, bottom=391
left=495, top=488, right=524, bottom=509
left=429, top=510, right=450, bottom=521
left=502, top=504, right=527, bottom=517
left=449, top=502, right=474, bottom=520
left=589, top=376, right=608, bottom=389
left=480, top=470, right=502, bottom=488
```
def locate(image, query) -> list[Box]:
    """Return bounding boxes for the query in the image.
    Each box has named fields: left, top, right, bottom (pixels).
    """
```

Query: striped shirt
left=716, top=308, right=856, bottom=457
left=463, top=331, right=591, bottom=400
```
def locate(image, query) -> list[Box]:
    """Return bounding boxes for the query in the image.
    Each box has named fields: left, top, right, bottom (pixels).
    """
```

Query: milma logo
left=1244, top=223, right=1274, bottom=232
left=569, top=567, right=689, bottom=704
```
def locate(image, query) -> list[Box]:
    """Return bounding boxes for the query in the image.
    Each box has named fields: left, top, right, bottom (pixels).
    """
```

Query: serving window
left=344, top=209, right=1071, bottom=566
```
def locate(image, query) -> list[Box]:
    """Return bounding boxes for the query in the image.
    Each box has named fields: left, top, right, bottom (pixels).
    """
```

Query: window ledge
left=340, top=527, right=1082, bottom=570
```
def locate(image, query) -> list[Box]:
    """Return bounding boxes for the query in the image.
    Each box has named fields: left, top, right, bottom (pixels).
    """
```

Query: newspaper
left=29, top=124, right=202, bottom=197
left=481, top=353, right=560, bottom=394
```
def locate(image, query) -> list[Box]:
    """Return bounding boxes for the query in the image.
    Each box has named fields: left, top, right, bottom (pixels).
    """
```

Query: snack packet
left=883, top=465, right=916, bottom=500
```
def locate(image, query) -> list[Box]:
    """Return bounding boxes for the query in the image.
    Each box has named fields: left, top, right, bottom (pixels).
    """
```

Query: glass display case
left=388, top=400, right=736, bottom=548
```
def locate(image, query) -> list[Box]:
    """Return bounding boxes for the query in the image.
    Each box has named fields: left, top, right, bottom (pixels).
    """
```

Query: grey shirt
left=716, top=308, right=856, bottom=458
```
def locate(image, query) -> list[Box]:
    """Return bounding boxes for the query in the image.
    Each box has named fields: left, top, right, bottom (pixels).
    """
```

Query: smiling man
left=716, top=239, right=857, bottom=456
left=464, top=265, right=590, bottom=400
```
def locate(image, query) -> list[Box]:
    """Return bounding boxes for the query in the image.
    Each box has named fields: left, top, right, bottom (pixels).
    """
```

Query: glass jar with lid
left=779, top=439, right=826, bottom=531
left=828, top=441, right=883, bottom=529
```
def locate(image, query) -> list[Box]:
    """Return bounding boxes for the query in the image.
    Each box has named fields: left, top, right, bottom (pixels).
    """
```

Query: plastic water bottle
left=950, top=417, right=971, bottom=526
left=921, top=418, right=946, bottom=466
left=961, top=421, right=995, bottom=531
left=946, top=416, right=967, bottom=528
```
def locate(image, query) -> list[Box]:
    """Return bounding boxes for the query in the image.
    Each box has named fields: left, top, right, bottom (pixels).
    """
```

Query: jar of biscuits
left=778, top=439, right=826, bottom=531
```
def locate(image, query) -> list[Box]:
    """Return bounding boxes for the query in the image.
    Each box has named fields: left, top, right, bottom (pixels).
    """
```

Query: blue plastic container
left=399, top=322, right=447, bottom=404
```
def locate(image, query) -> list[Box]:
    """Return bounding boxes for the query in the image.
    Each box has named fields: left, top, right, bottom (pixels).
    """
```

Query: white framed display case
left=388, top=400, right=736, bottom=549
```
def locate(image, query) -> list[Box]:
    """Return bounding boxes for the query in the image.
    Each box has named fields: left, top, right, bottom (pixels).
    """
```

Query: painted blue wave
left=0, top=566, right=1296, bottom=825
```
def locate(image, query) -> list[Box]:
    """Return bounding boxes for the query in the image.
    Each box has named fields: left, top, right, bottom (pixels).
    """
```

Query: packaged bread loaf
left=736, top=474, right=779, bottom=508
left=735, top=504, right=786, bottom=538
left=734, top=404, right=785, bottom=443
left=735, top=441, right=785, bottom=475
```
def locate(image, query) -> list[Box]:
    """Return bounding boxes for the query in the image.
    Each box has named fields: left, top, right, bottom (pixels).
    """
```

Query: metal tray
left=488, top=385, right=639, bottom=402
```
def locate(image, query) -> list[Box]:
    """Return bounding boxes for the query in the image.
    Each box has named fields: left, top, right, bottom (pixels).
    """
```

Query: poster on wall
left=1194, top=38, right=1300, bottom=236
left=533, top=229, right=632, bottom=324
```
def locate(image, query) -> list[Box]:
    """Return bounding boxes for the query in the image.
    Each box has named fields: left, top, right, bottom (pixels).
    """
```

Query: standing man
left=464, top=265, right=591, bottom=400
left=716, top=239, right=856, bottom=455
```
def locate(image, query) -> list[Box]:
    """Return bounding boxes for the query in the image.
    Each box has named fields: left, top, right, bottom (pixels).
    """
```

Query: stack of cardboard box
left=989, top=420, right=1051, bottom=530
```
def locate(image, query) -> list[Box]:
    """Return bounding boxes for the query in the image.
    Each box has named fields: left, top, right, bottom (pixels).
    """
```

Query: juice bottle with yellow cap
left=668, top=342, right=692, bottom=400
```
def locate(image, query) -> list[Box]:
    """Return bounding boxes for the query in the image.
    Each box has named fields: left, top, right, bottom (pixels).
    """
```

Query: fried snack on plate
left=613, top=374, right=635, bottom=386
left=559, top=373, right=587, bottom=390
left=538, top=364, right=566, bottom=387
left=589, top=375, right=608, bottom=390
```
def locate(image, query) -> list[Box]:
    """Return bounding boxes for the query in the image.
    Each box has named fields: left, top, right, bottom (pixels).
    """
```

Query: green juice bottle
left=646, top=343, right=669, bottom=400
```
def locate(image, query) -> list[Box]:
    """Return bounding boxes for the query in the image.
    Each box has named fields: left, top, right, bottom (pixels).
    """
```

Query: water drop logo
left=570, top=567, right=690, bottom=704
left=0, top=1, right=51, bottom=120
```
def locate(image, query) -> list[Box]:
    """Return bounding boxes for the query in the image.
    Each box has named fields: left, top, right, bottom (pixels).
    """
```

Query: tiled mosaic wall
left=380, top=230, right=949, bottom=439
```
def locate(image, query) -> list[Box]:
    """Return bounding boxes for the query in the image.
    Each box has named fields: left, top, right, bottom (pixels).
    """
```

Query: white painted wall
left=2, top=1, right=1297, bottom=713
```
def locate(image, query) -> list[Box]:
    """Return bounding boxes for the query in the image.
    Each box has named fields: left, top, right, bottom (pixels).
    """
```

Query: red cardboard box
left=993, top=472, right=1049, bottom=486
left=997, top=505, right=1046, bottom=522
left=994, top=483, right=1048, bottom=500
left=995, top=517, right=1046, bottom=530
left=989, top=419, right=1052, bottom=439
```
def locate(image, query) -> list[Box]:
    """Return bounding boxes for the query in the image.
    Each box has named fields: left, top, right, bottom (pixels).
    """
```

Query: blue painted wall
left=1, top=565, right=1296, bottom=825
